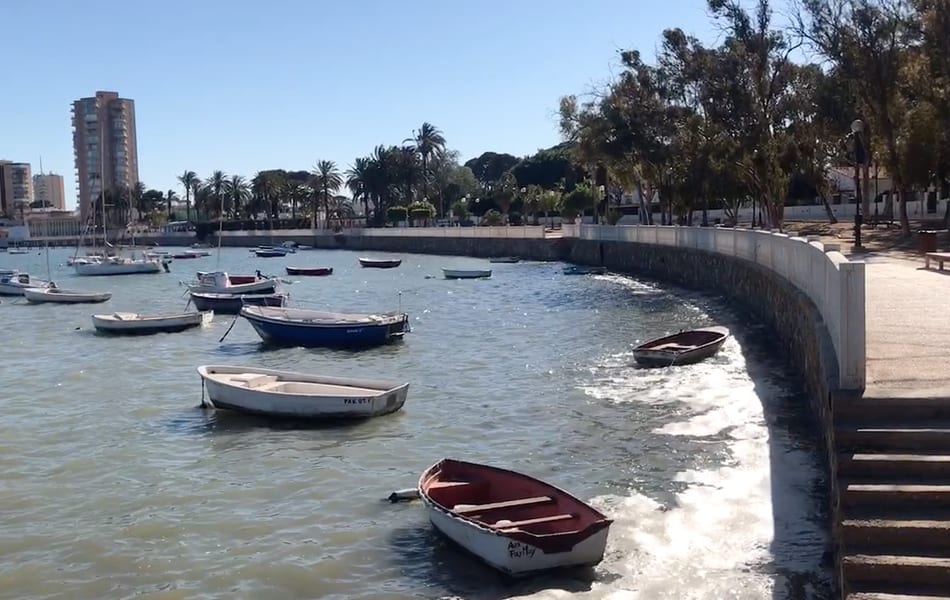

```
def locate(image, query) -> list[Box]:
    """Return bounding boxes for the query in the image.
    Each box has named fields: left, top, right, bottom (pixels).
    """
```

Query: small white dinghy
left=92, top=311, right=213, bottom=335
left=196, top=365, right=410, bottom=419
left=443, top=268, right=492, bottom=280
left=23, top=287, right=112, bottom=304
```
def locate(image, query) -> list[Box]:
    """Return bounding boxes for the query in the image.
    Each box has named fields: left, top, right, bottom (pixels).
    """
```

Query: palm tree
left=225, top=175, right=250, bottom=218
left=311, top=160, right=342, bottom=229
left=405, top=122, right=446, bottom=209
left=132, top=181, right=146, bottom=223
left=206, top=170, right=228, bottom=219
left=346, top=157, right=371, bottom=222
left=178, top=170, right=199, bottom=222
left=166, top=190, right=178, bottom=220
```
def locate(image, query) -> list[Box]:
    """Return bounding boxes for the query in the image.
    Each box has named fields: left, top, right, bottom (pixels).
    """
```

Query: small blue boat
left=240, top=306, right=410, bottom=347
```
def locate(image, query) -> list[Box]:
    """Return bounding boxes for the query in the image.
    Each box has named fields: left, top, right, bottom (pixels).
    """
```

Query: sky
left=3, top=0, right=737, bottom=210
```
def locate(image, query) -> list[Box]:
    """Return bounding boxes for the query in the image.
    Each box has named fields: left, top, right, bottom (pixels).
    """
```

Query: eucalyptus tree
left=178, top=170, right=199, bottom=222
left=311, top=160, right=342, bottom=229
left=796, top=0, right=920, bottom=235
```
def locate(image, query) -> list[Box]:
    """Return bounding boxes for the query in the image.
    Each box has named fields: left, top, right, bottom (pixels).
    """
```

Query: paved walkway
left=858, top=252, right=950, bottom=399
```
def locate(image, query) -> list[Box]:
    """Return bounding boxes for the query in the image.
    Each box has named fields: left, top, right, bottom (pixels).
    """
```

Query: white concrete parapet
left=569, top=224, right=866, bottom=390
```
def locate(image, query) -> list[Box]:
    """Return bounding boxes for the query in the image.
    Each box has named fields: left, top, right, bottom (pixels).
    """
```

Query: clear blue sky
left=4, top=0, right=729, bottom=209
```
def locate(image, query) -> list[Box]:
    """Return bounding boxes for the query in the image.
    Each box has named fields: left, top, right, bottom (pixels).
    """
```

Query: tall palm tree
left=206, top=170, right=228, bottom=219
left=311, top=160, right=342, bottom=229
left=177, top=170, right=199, bottom=222
left=346, top=157, right=371, bottom=222
left=225, top=175, right=250, bottom=218
left=166, top=189, right=178, bottom=220
left=405, top=122, right=446, bottom=207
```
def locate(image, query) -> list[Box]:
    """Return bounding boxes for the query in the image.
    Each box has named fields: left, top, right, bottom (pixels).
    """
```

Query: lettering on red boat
left=507, top=541, right=537, bottom=559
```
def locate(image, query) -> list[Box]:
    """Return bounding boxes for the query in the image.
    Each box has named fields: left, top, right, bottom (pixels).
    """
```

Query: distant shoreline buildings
left=71, top=90, right=139, bottom=224
left=0, top=160, right=32, bottom=217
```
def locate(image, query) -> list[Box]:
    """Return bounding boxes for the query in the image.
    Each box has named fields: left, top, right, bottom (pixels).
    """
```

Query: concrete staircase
left=837, top=395, right=950, bottom=599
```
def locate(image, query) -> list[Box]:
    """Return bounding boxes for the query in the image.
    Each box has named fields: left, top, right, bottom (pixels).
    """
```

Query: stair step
left=843, top=554, right=950, bottom=591
left=837, top=428, right=950, bottom=452
left=842, top=518, right=950, bottom=553
left=836, top=395, right=950, bottom=423
left=842, top=484, right=950, bottom=510
left=839, top=453, right=950, bottom=480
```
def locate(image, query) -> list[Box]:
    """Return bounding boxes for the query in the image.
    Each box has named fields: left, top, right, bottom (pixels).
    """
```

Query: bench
left=489, top=513, right=577, bottom=530
left=228, top=373, right=279, bottom=389
left=454, top=496, right=554, bottom=515
left=925, top=252, right=950, bottom=271
left=652, top=343, right=698, bottom=352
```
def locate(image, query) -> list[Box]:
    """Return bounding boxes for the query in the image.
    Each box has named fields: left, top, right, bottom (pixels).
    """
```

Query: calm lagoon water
left=0, top=247, right=832, bottom=599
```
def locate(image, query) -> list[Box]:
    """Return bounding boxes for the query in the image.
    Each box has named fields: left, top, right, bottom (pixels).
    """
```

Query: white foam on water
left=518, top=337, right=824, bottom=598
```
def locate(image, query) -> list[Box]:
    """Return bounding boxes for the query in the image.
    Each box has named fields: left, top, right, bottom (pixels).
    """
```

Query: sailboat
left=24, top=219, right=112, bottom=304
left=74, top=126, right=167, bottom=276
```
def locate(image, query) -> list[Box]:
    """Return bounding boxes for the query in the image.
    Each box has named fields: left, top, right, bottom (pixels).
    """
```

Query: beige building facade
left=0, top=161, right=33, bottom=217
left=72, top=91, right=139, bottom=223
left=33, top=173, right=66, bottom=210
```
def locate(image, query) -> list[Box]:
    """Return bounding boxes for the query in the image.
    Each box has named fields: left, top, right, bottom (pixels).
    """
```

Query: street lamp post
left=850, top=119, right=866, bottom=251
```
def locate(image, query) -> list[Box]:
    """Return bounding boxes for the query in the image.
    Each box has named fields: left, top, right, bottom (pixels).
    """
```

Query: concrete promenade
left=861, top=253, right=950, bottom=398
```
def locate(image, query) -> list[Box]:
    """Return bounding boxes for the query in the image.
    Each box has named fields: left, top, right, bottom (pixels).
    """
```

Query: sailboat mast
left=216, top=181, right=224, bottom=268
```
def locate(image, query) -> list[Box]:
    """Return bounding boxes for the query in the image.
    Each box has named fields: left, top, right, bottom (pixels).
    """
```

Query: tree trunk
left=898, top=187, right=911, bottom=237
left=820, top=193, right=838, bottom=224
left=634, top=180, right=651, bottom=225
left=701, top=196, right=709, bottom=226
left=862, top=163, right=872, bottom=217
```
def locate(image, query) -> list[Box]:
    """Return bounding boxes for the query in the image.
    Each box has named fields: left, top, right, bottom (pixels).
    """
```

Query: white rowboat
left=92, top=311, right=213, bottom=334
left=196, top=365, right=410, bottom=419
left=23, top=287, right=112, bottom=304
left=188, top=271, right=278, bottom=294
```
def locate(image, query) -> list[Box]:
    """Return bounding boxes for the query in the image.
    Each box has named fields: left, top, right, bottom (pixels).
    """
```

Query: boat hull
left=24, top=288, right=111, bottom=304
left=418, top=459, right=612, bottom=577
left=240, top=307, right=409, bottom=347
left=633, top=326, right=730, bottom=367
left=190, top=292, right=287, bottom=314
left=188, top=279, right=278, bottom=295
left=92, top=311, right=213, bottom=334
left=359, top=258, right=402, bottom=269
left=489, top=257, right=521, bottom=263
left=285, top=267, right=333, bottom=276
left=563, top=266, right=606, bottom=275
left=74, top=260, right=164, bottom=276
left=197, top=365, right=409, bottom=419
left=255, top=250, right=286, bottom=258
left=443, top=269, right=492, bottom=280
left=0, top=273, right=52, bottom=296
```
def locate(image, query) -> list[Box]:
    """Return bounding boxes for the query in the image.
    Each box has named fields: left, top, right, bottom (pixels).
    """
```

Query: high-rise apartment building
left=71, top=91, right=139, bottom=223
left=33, top=173, right=66, bottom=210
left=0, top=161, right=33, bottom=217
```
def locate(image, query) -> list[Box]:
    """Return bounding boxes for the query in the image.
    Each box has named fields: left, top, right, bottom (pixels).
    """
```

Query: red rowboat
left=285, top=266, right=333, bottom=276
left=418, top=458, right=612, bottom=576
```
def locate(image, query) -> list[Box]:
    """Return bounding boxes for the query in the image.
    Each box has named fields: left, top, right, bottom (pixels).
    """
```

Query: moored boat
left=189, top=291, right=287, bottom=314
left=285, top=266, right=333, bottom=276
left=358, top=257, right=402, bottom=269
left=563, top=265, right=607, bottom=275
left=196, top=271, right=259, bottom=285
left=196, top=365, right=410, bottom=419
left=240, top=305, right=410, bottom=347
left=74, top=255, right=168, bottom=276
left=0, top=270, right=53, bottom=296
left=188, top=271, right=279, bottom=295
left=92, top=311, right=213, bottom=334
left=255, top=249, right=287, bottom=258
left=419, top=458, right=613, bottom=576
left=23, top=287, right=112, bottom=304
left=489, top=256, right=521, bottom=263
left=443, top=268, right=492, bottom=280
left=632, top=326, right=730, bottom=367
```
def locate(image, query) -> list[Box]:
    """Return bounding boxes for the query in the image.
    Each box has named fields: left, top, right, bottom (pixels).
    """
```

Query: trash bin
left=918, top=230, right=939, bottom=253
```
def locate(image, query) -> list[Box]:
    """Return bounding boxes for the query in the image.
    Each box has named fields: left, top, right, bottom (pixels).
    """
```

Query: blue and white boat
left=239, top=305, right=410, bottom=347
